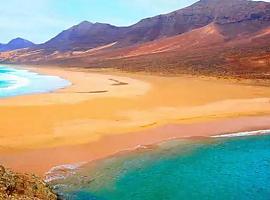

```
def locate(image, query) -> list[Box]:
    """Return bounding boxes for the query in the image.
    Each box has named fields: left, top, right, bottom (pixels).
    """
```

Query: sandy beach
left=1, top=66, right=270, bottom=175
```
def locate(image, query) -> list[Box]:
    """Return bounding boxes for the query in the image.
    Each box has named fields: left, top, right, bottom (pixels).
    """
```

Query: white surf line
left=212, top=129, right=270, bottom=138
left=44, top=162, right=87, bottom=183
left=0, top=74, right=30, bottom=91
left=44, top=129, right=270, bottom=183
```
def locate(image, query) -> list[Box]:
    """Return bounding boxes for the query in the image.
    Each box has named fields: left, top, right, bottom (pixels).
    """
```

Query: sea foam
left=0, top=66, right=70, bottom=98
left=0, top=74, right=30, bottom=91
left=212, top=129, right=270, bottom=138
left=45, top=162, right=87, bottom=183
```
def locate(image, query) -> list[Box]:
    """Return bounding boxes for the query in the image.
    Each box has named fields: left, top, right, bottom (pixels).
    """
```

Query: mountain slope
left=0, top=38, right=35, bottom=52
left=122, top=23, right=225, bottom=58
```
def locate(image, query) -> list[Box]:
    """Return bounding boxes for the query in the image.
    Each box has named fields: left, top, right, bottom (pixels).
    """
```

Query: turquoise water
left=0, top=65, right=70, bottom=98
left=52, top=135, right=270, bottom=200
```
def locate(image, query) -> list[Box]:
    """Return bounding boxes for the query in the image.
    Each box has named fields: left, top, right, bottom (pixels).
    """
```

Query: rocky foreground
left=0, top=165, right=57, bottom=200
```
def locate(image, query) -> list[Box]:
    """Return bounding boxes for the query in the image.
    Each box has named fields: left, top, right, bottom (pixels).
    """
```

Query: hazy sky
left=0, top=0, right=199, bottom=44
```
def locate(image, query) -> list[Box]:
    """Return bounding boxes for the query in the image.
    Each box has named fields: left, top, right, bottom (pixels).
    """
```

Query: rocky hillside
left=0, top=165, right=57, bottom=200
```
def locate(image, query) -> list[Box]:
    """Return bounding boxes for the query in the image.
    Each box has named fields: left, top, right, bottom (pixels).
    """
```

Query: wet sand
left=1, top=66, right=270, bottom=175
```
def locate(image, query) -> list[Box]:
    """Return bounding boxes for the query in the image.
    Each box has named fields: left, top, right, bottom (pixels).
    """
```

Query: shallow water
left=0, top=66, right=70, bottom=98
left=51, top=135, right=270, bottom=200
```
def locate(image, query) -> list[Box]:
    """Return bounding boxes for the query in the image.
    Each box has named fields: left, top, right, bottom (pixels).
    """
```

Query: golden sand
left=1, top=66, right=270, bottom=174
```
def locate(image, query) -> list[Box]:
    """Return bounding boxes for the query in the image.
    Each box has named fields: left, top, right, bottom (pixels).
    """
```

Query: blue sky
left=0, top=0, right=198, bottom=44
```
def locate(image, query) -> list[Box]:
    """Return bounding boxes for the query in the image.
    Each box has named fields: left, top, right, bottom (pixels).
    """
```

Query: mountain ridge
left=32, top=0, right=270, bottom=52
left=0, top=38, right=35, bottom=52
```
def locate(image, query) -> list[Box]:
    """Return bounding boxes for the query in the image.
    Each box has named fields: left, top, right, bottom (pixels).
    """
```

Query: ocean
left=0, top=66, right=70, bottom=98
left=51, top=135, right=270, bottom=200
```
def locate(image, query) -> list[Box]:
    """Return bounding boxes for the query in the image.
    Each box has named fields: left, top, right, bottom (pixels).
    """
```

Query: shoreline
left=2, top=65, right=270, bottom=175
left=1, top=116, right=270, bottom=176
left=0, top=65, right=71, bottom=98
left=44, top=127, right=270, bottom=183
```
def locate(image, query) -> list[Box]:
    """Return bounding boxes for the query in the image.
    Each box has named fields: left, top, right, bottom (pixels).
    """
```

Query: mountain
left=37, top=0, right=270, bottom=52
left=1, top=0, right=270, bottom=79
left=0, top=38, right=35, bottom=52
left=41, top=21, right=121, bottom=51
left=123, top=0, right=270, bottom=43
